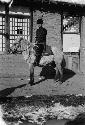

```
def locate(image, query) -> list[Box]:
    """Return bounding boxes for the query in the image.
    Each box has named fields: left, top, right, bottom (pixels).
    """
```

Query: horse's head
left=9, top=37, right=26, bottom=54
left=9, top=37, right=32, bottom=54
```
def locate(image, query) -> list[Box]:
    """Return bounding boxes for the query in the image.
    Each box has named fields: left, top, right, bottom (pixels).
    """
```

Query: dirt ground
left=0, top=66, right=85, bottom=125
left=0, top=66, right=85, bottom=97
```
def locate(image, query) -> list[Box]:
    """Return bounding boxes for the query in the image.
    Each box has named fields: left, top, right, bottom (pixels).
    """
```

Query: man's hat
left=37, top=19, right=43, bottom=24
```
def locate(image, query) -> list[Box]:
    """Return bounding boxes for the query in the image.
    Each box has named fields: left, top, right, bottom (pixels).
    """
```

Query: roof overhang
left=0, top=0, right=85, bottom=6
left=51, top=0, right=85, bottom=6
left=0, top=0, right=85, bottom=15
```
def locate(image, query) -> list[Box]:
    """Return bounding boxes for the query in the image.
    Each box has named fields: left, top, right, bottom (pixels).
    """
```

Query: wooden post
left=5, top=4, right=10, bottom=53
left=61, top=11, right=63, bottom=51
left=29, top=8, right=34, bottom=85
left=30, top=8, right=33, bottom=43
left=80, top=15, right=85, bottom=74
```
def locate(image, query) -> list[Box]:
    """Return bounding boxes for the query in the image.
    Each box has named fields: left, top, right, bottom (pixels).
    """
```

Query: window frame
left=0, top=13, right=31, bottom=52
left=62, top=13, right=80, bottom=54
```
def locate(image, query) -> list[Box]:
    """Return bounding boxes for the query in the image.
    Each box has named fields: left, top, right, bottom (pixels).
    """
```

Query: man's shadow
left=0, top=84, right=26, bottom=97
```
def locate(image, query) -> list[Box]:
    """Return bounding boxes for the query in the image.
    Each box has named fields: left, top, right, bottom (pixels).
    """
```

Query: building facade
left=0, top=0, right=84, bottom=74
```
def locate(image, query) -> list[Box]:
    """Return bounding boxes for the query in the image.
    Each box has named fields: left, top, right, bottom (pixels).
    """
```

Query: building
left=0, top=0, right=85, bottom=74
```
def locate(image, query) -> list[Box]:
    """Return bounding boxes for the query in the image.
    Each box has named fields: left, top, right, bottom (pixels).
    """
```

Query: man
left=35, top=18, right=47, bottom=65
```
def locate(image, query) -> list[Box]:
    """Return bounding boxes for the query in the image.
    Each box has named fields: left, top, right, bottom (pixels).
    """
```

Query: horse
left=9, top=37, right=66, bottom=85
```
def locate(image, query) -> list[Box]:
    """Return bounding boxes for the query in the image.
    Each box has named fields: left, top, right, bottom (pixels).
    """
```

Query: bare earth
left=0, top=66, right=85, bottom=97
left=0, top=66, right=85, bottom=125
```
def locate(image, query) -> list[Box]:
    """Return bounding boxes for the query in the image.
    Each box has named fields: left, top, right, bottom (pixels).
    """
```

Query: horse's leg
left=57, top=63, right=63, bottom=82
left=29, top=63, right=34, bottom=85
left=55, top=62, right=63, bottom=82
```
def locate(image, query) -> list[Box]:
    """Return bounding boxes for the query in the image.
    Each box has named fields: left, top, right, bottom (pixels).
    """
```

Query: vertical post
left=30, top=8, right=33, bottom=43
left=61, top=11, right=63, bottom=51
left=29, top=8, right=34, bottom=85
left=5, top=4, right=10, bottom=53
left=80, top=15, right=85, bottom=74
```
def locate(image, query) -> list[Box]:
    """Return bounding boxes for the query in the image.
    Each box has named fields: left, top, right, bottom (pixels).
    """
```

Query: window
left=63, top=13, right=80, bottom=53
left=0, top=15, right=5, bottom=52
left=0, top=14, right=30, bottom=52
left=10, top=16, right=30, bottom=47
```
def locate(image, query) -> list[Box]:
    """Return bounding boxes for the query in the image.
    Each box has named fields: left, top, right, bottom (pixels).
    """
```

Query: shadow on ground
left=40, top=65, right=56, bottom=79
left=32, top=66, right=76, bottom=85
left=29, top=58, right=76, bottom=85
left=0, top=84, right=26, bottom=97
left=40, top=65, right=76, bottom=82
left=0, top=66, right=76, bottom=96
left=63, top=68, right=76, bottom=82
